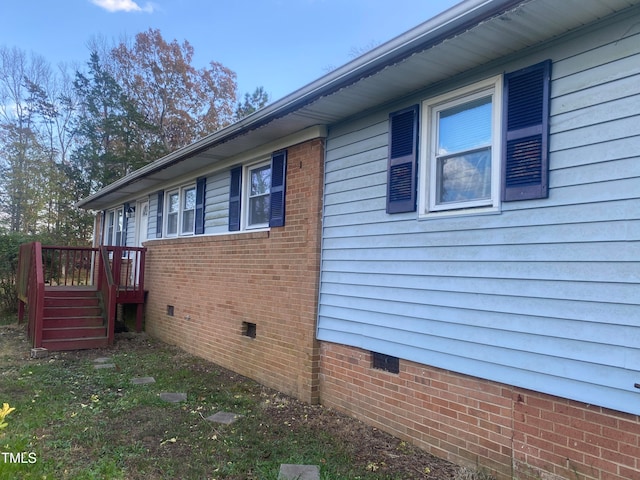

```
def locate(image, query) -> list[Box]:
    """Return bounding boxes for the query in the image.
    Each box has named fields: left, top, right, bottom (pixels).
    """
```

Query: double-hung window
left=105, top=208, right=124, bottom=245
left=228, top=150, right=287, bottom=231
left=166, top=191, right=179, bottom=235
left=156, top=177, right=206, bottom=238
left=166, top=184, right=196, bottom=236
left=181, top=186, right=196, bottom=234
left=423, top=75, right=502, bottom=215
left=386, top=61, right=550, bottom=216
left=246, top=162, right=271, bottom=229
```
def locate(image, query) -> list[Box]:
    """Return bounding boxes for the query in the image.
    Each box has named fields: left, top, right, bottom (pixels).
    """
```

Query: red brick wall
left=143, top=138, right=324, bottom=404
left=319, top=342, right=640, bottom=480
left=513, top=392, right=640, bottom=480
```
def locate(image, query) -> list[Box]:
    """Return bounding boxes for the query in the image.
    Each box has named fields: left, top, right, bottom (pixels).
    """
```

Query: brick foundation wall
left=513, top=393, right=640, bottom=480
left=319, top=342, right=640, bottom=480
left=143, top=138, right=324, bottom=404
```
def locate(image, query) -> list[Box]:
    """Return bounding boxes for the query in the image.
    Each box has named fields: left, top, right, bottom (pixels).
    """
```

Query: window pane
left=167, top=212, right=178, bottom=235
left=182, top=210, right=195, bottom=233
left=168, top=192, right=179, bottom=213
left=183, top=188, right=196, bottom=211
left=249, top=194, right=270, bottom=226
left=437, top=149, right=491, bottom=203
left=250, top=165, right=271, bottom=196
left=438, top=97, right=491, bottom=155
left=116, top=210, right=123, bottom=231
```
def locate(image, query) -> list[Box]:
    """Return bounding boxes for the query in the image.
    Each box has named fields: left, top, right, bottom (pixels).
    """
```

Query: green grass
left=0, top=313, right=16, bottom=326
left=0, top=326, right=454, bottom=480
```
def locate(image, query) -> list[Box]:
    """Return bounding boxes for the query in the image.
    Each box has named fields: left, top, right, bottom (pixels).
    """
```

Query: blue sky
left=0, top=0, right=461, bottom=102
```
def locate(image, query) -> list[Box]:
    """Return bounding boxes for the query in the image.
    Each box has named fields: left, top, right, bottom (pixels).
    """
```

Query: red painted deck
left=17, top=244, right=146, bottom=351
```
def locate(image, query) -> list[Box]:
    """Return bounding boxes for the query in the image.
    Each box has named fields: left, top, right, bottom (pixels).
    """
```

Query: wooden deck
left=17, top=243, right=146, bottom=351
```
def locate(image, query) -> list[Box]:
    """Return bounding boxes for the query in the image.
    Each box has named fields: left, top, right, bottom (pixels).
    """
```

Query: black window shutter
left=156, top=191, right=164, bottom=238
left=228, top=166, right=242, bottom=231
left=195, top=176, right=206, bottom=235
left=269, top=150, right=287, bottom=227
left=387, top=105, right=419, bottom=213
left=502, top=60, right=551, bottom=201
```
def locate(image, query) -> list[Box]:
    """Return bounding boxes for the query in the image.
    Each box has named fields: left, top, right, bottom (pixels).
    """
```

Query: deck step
left=45, top=296, right=100, bottom=307
left=42, top=326, right=107, bottom=340
left=44, top=288, right=98, bottom=297
left=44, top=306, right=103, bottom=318
left=42, top=337, right=109, bottom=351
left=43, top=316, right=104, bottom=328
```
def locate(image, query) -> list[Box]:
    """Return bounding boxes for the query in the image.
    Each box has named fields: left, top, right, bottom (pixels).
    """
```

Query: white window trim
left=165, top=189, right=179, bottom=237
left=242, top=159, right=271, bottom=231
left=180, top=185, right=197, bottom=236
left=165, top=183, right=196, bottom=237
left=418, top=75, right=503, bottom=219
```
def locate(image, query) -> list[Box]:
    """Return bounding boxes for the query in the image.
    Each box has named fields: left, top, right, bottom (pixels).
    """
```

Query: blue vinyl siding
left=203, top=171, right=230, bottom=234
left=148, top=193, right=159, bottom=239
left=125, top=213, right=136, bottom=247
left=317, top=11, right=640, bottom=415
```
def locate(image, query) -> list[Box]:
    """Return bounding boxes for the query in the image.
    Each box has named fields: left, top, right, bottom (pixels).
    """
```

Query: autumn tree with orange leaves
left=111, top=28, right=238, bottom=152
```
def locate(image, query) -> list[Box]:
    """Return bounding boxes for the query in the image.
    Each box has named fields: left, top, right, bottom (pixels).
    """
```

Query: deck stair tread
left=44, top=288, right=98, bottom=295
left=45, top=297, right=100, bottom=306
left=43, top=317, right=104, bottom=328
left=42, top=337, right=109, bottom=350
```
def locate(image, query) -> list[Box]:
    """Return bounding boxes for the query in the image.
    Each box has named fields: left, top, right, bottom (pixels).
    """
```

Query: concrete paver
left=131, top=377, right=156, bottom=385
left=205, top=411, right=243, bottom=425
left=278, top=464, right=320, bottom=480
left=159, top=392, right=187, bottom=403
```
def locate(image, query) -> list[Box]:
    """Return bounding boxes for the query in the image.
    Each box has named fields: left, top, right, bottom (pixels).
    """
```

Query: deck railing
left=41, top=246, right=97, bottom=287
left=17, top=244, right=146, bottom=348
left=98, top=246, right=117, bottom=346
left=17, top=242, right=45, bottom=348
left=105, top=246, right=146, bottom=302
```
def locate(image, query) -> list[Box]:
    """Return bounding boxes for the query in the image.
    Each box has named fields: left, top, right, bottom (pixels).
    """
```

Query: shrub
left=0, top=232, right=31, bottom=314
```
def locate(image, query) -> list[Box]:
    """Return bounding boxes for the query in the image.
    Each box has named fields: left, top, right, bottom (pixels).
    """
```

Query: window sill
left=164, top=232, right=194, bottom=239
left=418, top=205, right=501, bottom=221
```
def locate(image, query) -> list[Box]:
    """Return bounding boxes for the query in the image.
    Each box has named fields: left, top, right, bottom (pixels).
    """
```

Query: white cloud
left=91, top=0, right=154, bottom=13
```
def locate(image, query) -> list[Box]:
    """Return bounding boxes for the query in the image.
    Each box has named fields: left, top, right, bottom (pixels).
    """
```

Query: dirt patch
left=261, top=393, right=459, bottom=478
left=0, top=323, right=34, bottom=402
left=0, top=323, right=32, bottom=367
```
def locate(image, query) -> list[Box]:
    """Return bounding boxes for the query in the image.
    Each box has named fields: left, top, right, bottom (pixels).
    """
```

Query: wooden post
left=17, top=299, right=25, bottom=323
left=136, top=302, right=144, bottom=333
